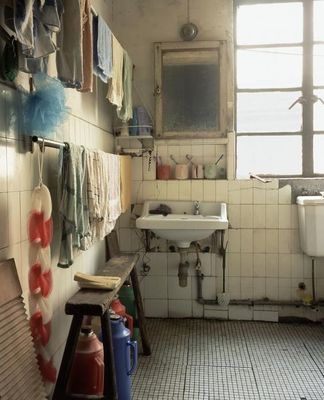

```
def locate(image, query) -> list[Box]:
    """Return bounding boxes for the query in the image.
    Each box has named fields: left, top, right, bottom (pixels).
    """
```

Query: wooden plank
left=0, top=259, right=22, bottom=306
left=65, top=255, right=138, bottom=316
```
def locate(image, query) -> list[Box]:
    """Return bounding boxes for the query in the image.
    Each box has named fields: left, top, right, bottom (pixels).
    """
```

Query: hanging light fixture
left=180, top=0, right=198, bottom=41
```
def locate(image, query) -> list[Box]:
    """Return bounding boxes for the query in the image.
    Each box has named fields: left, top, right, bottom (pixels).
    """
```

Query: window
left=235, top=0, right=324, bottom=178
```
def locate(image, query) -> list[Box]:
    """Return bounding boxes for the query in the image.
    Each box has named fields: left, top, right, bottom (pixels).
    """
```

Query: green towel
left=57, top=143, right=89, bottom=267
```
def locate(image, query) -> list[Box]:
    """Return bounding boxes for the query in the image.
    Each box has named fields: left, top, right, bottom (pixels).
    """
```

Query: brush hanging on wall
left=180, top=0, right=198, bottom=41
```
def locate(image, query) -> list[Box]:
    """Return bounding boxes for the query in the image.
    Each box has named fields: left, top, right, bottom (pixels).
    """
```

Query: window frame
left=235, top=0, right=324, bottom=178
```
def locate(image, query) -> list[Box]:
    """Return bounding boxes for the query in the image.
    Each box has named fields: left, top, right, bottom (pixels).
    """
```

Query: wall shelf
left=115, top=135, right=154, bottom=156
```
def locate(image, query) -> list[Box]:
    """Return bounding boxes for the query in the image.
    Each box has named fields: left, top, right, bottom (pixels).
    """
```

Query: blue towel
left=93, top=15, right=112, bottom=83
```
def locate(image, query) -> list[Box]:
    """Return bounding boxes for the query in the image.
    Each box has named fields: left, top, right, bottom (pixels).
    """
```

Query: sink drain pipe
left=178, top=248, right=190, bottom=287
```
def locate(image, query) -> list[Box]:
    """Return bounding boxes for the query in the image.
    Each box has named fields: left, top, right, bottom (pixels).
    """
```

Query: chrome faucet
left=193, top=200, right=200, bottom=215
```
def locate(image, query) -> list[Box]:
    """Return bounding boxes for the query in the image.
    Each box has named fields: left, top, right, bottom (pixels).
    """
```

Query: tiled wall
left=118, top=147, right=324, bottom=320
left=0, top=81, right=114, bottom=379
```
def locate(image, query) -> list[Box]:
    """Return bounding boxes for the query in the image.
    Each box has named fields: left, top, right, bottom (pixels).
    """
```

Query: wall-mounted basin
left=136, top=200, right=228, bottom=248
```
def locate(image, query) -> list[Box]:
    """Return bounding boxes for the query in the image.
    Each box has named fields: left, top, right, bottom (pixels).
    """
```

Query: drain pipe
left=312, top=258, right=316, bottom=304
left=195, top=241, right=219, bottom=305
left=178, top=248, right=190, bottom=287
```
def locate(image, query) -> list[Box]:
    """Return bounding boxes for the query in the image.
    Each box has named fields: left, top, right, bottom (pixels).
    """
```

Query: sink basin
left=136, top=200, right=228, bottom=248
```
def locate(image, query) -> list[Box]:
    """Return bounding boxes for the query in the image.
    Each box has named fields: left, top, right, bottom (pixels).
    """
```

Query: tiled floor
left=132, top=319, right=324, bottom=400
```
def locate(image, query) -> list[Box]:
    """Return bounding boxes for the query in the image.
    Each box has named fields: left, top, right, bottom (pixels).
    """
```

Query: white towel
left=106, top=35, right=124, bottom=109
left=86, top=150, right=121, bottom=242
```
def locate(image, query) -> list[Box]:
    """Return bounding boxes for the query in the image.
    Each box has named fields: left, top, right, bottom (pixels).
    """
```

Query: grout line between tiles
left=303, top=341, right=324, bottom=379
left=241, top=321, right=262, bottom=400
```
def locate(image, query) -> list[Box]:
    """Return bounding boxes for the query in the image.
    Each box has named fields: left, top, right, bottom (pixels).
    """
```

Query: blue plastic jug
left=110, top=314, right=138, bottom=400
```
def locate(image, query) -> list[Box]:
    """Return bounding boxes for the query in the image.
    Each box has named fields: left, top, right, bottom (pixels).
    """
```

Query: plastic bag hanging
left=23, top=73, right=69, bottom=137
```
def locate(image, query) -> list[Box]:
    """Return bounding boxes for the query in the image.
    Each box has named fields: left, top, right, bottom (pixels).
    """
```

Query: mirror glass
left=162, top=50, right=219, bottom=133
left=155, top=41, right=226, bottom=138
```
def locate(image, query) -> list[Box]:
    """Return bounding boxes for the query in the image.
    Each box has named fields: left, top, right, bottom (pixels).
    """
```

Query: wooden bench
left=53, top=233, right=151, bottom=400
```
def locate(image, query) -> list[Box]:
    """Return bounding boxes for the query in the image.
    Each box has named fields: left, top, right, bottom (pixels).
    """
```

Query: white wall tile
left=240, top=229, right=253, bottom=253
left=253, top=277, right=266, bottom=298
left=279, top=185, right=292, bottom=204
left=144, top=275, right=168, bottom=299
left=228, top=229, right=241, bottom=253
left=168, top=276, right=192, bottom=299
left=204, top=308, right=228, bottom=319
left=179, top=181, right=191, bottom=200
left=278, top=230, right=291, bottom=254
left=240, top=205, right=253, bottom=228
left=228, top=277, right=241, bottom=298
left=156, top=181, right=167, bottom=199
left=215, top=181, right=228, bottom=202
left=167, top=180, right=179, bottom=200
left=192, top=301, right=204, bottom=318
left=203, top=180, right=216, bottom=201
left=8, top=192, right=21, bottom=245
left=132, top=157, right=143, bottom=181
left=142, top=181, right=156, bottom=199
left=253, top=188, right=266, bottom=204
left=278, top=278, right=292, bottom=301
left=167, top=252, right=180, bottom=276
left=279, top=205, right=291, bottom=229
left=240, top=188, right=253, bottom=204
left=291, top=253, right=304, bottom=278
left=253, top=253, right=266, bottom=277
left=253, top=229, right=266, bottom=253
left=266, top=253, right=278, bottom=277
left=0, top=193, right=9, bottom=249
left=241, top=253, right=253, bottom=277
left=146, top=252, right=168, bottom=275
left=265, top=229, right=279, bottom=253
left=253, top=205, right=266, bottom=228
left=144, top=299, right=168, bottom=317
left=191, top=180, right=203, bottom=201
left=241, top=277, right=253, bottom=298
left=169, top=299, right=192, bottom=318
left=278, top=254, right=291, bottom=278
left=228, top=205, right=240, bottom=228
left=266, top=189, right=278, bottom=205
left=253, top=310, right=278, bottom=322
left=266, top=278, right=279, bottom=300
left=227, top=252, right=240, bottom=277
left=228, top=305, right=253, bottom=320
left=265, top=205, right=279, bottom=228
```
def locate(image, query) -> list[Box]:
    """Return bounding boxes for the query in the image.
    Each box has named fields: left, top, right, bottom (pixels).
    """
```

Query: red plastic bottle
left=110, top=297, right=134, bottom=336
left=68, top=327, right=104, bottom=397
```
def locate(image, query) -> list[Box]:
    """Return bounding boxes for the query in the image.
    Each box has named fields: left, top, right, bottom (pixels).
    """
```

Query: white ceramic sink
left=136, top=200, right=228, bottom=248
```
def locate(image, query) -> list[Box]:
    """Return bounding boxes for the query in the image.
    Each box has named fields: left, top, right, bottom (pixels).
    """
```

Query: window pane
left=314, top=1, right=324, bottom=41
left=237, top=91, right=302, bottom=133
left=237, top=3, right=303, bottom=45
left=237, top=136, right=302, bottom=178
left=314, top=89, right=324, bottom=131
left=237, top=47, right=303, bottom=89
left=314, top=45, right=324, bottom=86
left=314, top=135, right=324, bottom=173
